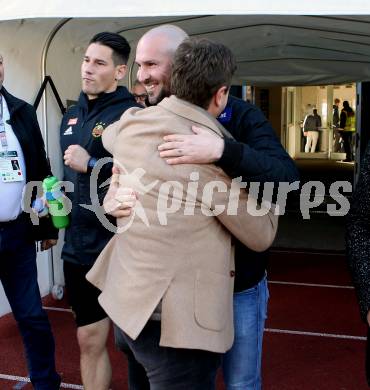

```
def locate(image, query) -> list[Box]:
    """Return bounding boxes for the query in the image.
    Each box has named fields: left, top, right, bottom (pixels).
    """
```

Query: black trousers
left=341, top=131, right=354, bottom=160
left=117, top=321, right=221, bottom=390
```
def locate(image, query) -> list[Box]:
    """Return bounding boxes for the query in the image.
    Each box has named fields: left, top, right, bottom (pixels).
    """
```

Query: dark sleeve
left=340, top=111, right=346, bottom=129
left=346, top=143, right=370, bottom=323
left=31, top=216, right=59, bottom=241
left=27, top=105, right=58, bottom=240
left=96, top=167, right=113, bottom=206
left=218, top=105, right=299, bottom=183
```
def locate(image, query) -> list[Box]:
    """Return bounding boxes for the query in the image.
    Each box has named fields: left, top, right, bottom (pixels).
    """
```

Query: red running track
left=0, top=251, right=367, bottom=389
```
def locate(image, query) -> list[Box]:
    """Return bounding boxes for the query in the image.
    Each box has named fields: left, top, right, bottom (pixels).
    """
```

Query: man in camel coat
left=87, top=38, right=278, bottom=389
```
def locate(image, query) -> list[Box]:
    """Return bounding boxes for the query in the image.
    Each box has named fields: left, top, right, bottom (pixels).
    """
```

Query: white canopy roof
left=2, top=13, right=370, bottom=90
left=1, top=3, right=370, bottom=124
left=2, top=0, right=370, bottom=20
left=1, top=2, right=370, bottom=96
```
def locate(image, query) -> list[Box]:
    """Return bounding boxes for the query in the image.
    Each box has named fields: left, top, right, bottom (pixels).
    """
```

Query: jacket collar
left=0, top=86, right=27, bottom=117
left=158, top=95, right=233, bottom=139
left=77, top=86, right=135, bottom=115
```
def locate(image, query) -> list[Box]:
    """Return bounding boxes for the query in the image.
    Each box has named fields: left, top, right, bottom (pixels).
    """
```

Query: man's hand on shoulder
left=158, top=125, right=224, bottom=165
left=63, top=145, right=90, bottom=173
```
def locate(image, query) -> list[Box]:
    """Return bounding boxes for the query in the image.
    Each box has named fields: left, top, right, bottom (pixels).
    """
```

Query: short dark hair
left=170, top=38, right=236, bottom=109
left=89, top=32, right=131, bottom=65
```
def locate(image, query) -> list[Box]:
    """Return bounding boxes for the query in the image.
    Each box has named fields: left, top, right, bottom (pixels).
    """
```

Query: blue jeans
left=223, top=276, right=269, bottom=390
left=0, top=218, right=61, bottom=390
left=118, top=320, right=221, bottom=390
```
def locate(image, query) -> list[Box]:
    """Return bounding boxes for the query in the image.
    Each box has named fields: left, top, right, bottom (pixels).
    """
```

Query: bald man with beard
left=100, top=25, right=298, bottom=390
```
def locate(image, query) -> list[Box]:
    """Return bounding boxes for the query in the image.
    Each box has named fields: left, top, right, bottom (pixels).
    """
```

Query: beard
left=146, top=82, right=171, bottom=106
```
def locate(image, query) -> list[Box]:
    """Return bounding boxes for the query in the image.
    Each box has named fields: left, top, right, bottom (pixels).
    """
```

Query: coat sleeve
left=98, top=110, right=136, bottom=207
left=346, top=142, right=370, bottom=323
left=217, top=104, right=299, bottom=183
left=102, top=118, right=122, bottom=155
left=202, top=167, right=278, bottom=253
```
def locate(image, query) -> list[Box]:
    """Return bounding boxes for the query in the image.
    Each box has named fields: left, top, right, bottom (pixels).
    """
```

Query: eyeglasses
left=133, top=93, right=148, bottom=100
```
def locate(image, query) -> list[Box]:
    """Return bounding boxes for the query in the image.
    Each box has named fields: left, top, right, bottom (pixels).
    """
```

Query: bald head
left=139, top=25, right=188, bottom=58
left=136, top=25, right=188, bottom=105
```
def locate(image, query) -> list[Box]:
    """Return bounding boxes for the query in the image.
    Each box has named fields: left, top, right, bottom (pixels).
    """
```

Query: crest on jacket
left=92, top=122, right=106, bottom=138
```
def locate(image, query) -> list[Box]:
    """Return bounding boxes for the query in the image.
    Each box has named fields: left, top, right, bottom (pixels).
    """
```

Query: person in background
left=332, top=98, right=342, bottom=153
left=131, top=79, right=148, bottom=107
left=303, top=108, right=321, bottom=153
left=339, top=100, right=355, bottom=162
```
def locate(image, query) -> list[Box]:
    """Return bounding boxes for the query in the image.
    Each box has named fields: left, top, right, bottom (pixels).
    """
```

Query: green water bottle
left=42, top=176, right=70, bottom=229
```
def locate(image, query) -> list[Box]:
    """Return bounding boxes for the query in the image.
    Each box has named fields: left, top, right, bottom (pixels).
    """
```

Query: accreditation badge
left=0, top=151, right=24, bottom=182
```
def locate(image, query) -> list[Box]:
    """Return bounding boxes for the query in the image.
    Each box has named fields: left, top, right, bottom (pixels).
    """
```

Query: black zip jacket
left=217, top=96, right=299, bottom=291
left=1, top=87, right=57, bottom=240
left=60, top=86, right=139, bottom=265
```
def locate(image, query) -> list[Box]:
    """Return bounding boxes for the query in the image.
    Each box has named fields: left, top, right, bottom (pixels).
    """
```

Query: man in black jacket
left=60, top=32, right=139, bottom=389
left=160, top=95, right=298, bottom=390
left=0, top=54, right=61, bottom=389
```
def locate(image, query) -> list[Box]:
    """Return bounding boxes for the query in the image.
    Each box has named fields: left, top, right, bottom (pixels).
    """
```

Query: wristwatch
left=86, top=157, right=97, bottom=173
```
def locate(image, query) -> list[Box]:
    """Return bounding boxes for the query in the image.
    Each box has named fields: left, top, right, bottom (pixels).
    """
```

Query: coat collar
left=77, top=86, right=135, bottom=113
left=0, top=86, right=27, bottom=117
left=158, top=96, right=233, bottom=139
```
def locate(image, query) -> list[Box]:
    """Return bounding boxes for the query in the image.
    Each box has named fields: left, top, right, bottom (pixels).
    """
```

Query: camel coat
left=87, top=96, right=278, bottom=353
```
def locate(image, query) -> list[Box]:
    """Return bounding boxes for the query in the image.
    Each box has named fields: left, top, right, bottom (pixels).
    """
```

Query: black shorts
left=63, top=261, right=107, bottom=327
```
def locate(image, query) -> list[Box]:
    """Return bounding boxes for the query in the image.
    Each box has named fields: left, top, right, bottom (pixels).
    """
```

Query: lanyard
left=0, top=94, right=3, bottom=119
left=0, top=94, right=8, bottom=149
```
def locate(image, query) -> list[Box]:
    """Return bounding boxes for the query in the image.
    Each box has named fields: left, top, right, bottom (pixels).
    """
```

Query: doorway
left=282, top=84, right=356, bottom=160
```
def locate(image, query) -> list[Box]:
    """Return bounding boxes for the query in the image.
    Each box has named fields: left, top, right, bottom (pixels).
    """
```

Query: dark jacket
left=346, top=142, right=370, bottom=387
left=60, top=86, right=139, bottom=265
left=217, top=95, right=299, bottom=291
left=1, top=86, right=57, bottom=240
left=303, top=113, right=321, bottom=132
left=346, top=141, right=370, bottom=323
